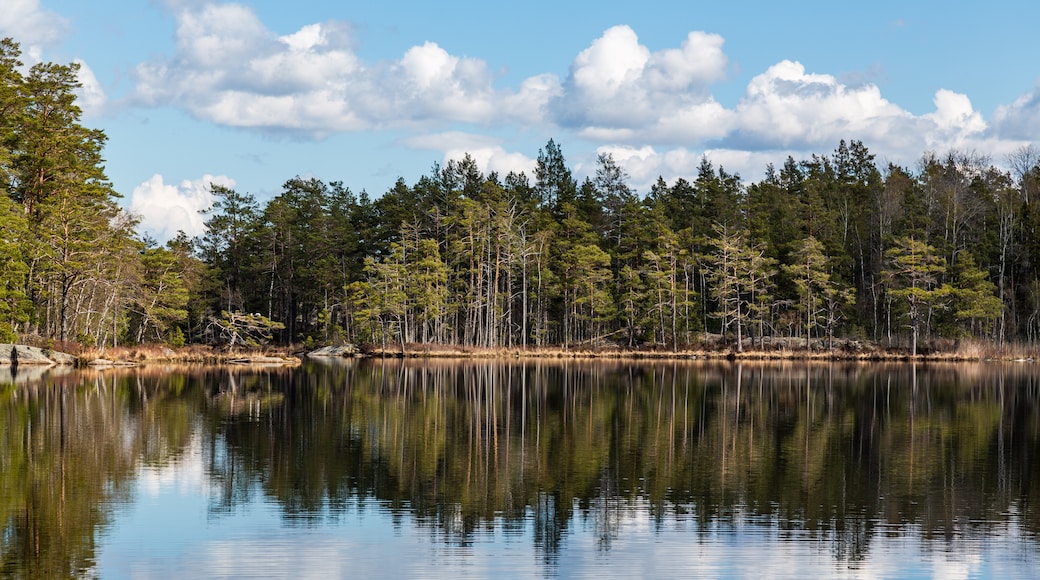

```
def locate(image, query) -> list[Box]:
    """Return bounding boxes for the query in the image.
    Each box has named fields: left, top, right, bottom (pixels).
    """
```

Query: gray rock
left=306, top=345, right=360, bottom=358
left=0, top=344, right=76, bottom=366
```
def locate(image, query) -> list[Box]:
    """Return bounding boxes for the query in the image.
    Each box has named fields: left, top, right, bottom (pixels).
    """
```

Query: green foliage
left=133, top=246, right=190, bottom=342
left=200, top=184, right=260, bottom=313
left=883, top=237, right=948, bottom=354
left=169, top=326, right=186, bottom=348
left=3, top=42, right=1038, bottom=353
left=535, top=138, right=577, bottom=212
left=0, top=38, right=143, bottom=346
left=0, top=197, right=31, bottom=340
left=944, top=251, right=1003, bottom=337
left=172, top=134, right=1040, bottom=351
left=705, top=224, right=776, bottom=351
left=782, top=236, right=855, bottom=345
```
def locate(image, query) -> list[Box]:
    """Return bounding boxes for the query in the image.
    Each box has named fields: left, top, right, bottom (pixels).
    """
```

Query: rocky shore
left=0, top=344, right=77, bottom=366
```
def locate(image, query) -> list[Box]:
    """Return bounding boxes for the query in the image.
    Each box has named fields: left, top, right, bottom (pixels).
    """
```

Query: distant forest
left=4, top=39, right=1040, bottom=353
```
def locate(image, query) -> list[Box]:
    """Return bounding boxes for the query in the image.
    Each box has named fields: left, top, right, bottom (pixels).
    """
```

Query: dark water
left=2, top=360, right=1040, bottom=578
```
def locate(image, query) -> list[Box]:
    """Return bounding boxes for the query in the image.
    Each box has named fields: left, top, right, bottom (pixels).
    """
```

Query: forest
left=3, top=39, right=1040, bottom=354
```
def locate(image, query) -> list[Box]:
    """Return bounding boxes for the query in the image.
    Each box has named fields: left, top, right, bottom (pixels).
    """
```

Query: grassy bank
left=58, top=344, right=299, bottom=366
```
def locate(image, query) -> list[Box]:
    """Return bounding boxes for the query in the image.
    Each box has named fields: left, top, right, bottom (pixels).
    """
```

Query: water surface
left=1, top=360, right=1039, bottom=578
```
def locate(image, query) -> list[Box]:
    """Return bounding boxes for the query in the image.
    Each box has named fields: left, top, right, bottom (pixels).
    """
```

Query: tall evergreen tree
left=200, top=184, right=259, bottom=314
left=0, top=196, right=31, bottom=341
left=534, top=139, right=577, bottom=213
left=14, top=60, right=123, bottom=342
left=883, top=237, right=947, bottom=356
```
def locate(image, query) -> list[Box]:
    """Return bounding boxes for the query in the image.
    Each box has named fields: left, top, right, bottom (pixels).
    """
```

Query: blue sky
left=5, top=0, right=1040, bottom=242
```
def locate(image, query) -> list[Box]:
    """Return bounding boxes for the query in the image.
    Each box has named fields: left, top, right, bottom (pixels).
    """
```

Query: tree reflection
left=0, top=368, right=211, bottom=577
left=2, top=360, right=1040, bottom=575
left=199, top=360, right=1040, bottom=565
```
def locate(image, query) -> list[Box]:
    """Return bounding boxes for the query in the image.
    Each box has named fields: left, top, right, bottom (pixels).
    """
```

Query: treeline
left=197, top=139, right=1039, bottom=353
left=4, top=38, right=1040, bottom=351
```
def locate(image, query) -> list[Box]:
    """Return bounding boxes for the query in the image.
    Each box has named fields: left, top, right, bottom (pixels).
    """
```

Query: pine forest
left=5, top=39, right=1040, bottom=356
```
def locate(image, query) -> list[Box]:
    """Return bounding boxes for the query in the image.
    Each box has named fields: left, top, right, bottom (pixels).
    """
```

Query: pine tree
left=14, top=60, right=123, bottom=342
left=883, top=237, right=947, bottom=356
left=946, top=251, right=1002, bottom=339
left=133, top=245, right=190, bottom=343
left=705, top=224, right=774, bottom=351
left=201, top=184, right=259, bottom=314
left=534, top=139, right=577, bottom=213
left=407, top=237, right=450, bottom=343
left=0, top=38, right=25, bottom=195
left=0, top=196, right=31, bottom=341
left=783, top=236, right=853, bottom=349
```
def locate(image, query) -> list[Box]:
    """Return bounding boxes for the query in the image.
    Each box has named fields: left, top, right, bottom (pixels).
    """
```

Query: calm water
left=2, top=360, right=1040, bottom=578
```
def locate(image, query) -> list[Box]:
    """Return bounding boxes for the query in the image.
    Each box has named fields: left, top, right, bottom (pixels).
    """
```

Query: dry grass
left=73, top=343, right=297, bottom=366
left=358, top=338, right=1040, bottom=362
left=949, top=339, right=1040, bottom=361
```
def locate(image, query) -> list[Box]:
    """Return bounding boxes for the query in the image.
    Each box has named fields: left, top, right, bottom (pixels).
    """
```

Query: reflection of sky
left=95, top=430, right=1038, bottom=579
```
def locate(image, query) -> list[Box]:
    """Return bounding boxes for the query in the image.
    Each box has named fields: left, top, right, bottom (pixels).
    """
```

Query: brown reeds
left=72, top=343, right=299, bottom=366
left=355, top=337, right=1040, bottom=362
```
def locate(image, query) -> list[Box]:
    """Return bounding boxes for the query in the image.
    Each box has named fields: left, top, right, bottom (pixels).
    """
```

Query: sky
left=5, top=0, right=1040, bottom=243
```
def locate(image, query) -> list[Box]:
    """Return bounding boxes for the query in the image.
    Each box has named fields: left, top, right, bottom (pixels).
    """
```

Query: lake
left=1, top=360, right=1039, bottom=578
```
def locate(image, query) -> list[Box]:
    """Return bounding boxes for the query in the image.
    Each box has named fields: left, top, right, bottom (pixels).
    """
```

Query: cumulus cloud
left=552, top=25, right=731, bottom=143
left=553, top=32, right=1022, bottom=167
left=919, top=89, right=988, bottom=150
left=404, top=132, right=536, bottom=179
left=729, top=60, right=912, bottom=149
left=0, top=0, right=68, bottom=55
left=121, top=1, right=1040, bottom=184
left=446, top=146, right=535, bottom=179
left=990, top=85, right=1040, bottom=141
left=592, top=145, right=782, bottom=193
left=73, top=60, right=107, bottom=116
left=129, top=174, right=234, bottom=243
left=130, top=2, right=554, bottom=136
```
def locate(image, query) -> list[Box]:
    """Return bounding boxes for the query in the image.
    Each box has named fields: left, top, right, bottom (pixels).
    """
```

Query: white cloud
left=122, top=1, right=1040, bottom=183
left=404, top=132, right=536, bottom=179
left=385, top=41, right=498, bottom=123
left=0, top=0, right=68, bottom=53
left=129, top=174, right=234, bottom=243
left=589, top=145, right=781, bottom=194
left=175, top=3, right=270, bottom=69
left=447, top=146, right=535, bottom=179
left=988, top=84, right=1040, bottom=147
left=731, top=60, right=912, bottom=149
left=74, top=59, right=106, bottom=116
left=919, top=89, right=987, bottom=150
left=130, top=2, right=552, bottom=136
left=552, top=25, right=731, bottom=143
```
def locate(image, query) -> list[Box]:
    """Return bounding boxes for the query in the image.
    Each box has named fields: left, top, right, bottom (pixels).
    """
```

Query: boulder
left=306, top=345, right=360, bottom=358
left=0, top=344, right=76, bottom=366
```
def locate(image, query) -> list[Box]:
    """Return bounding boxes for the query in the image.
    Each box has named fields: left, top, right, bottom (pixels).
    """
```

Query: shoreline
left=351, top=346, right=1028, bottom=363
left=6, top=337, right=1040, bottom=368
